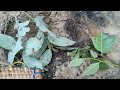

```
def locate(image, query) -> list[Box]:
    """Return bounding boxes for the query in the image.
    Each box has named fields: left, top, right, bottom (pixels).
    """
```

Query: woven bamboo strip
left=0, top=67, right=42, bottom=79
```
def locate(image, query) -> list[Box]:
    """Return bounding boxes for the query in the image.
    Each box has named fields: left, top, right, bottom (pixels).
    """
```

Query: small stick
left=21, top=11, right=34, bottom=21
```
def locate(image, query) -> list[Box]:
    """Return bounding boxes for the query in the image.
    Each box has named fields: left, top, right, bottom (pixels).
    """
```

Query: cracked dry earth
left=0, top=11, right=120, bottom=79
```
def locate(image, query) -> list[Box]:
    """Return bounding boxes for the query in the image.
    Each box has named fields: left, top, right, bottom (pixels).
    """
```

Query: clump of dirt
left=43, top=50, right=70, bottom=79
left=53, top=59, right=91, bottom=79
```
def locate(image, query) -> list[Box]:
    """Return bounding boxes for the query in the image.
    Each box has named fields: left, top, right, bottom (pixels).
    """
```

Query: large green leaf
left=8, top=37, right=23, bottom=64
left=92, top=32, right=116, bottom=54
left=48, top=35, right=76, bottom=46
left=25, top=31, right=44, bottom=55
left=34, top=37, right=48, bottom=59
left=39, top=49, right=52, bottom=67
left=34, top=16, right=48, bottom=32
left=0, top=34, right=16, bottom=50
left=83, top=62, right=100, bottom=76
left=23, top=55, right=43, bottom=70
left=34, top=16, right=56, bottom=37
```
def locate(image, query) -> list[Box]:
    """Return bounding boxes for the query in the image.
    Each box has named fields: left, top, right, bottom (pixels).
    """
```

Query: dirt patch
left=64, top=19, right=91, bottom=48
left=43, top=50, right=70, bottom=79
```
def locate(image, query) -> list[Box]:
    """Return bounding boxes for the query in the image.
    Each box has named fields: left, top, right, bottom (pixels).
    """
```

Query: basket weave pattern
left=0, top=67, right=42, bottom=79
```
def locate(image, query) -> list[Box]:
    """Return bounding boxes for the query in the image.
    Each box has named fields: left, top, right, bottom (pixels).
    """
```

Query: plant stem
left=11, top=61, right=25, bottom=67
left=83, top=58, right=104, bottom=63
left=22, top=11, right=34, bottom=21
left=83, top=57, right=118, bottom=68
left=98, top=54, right=118, bottom=67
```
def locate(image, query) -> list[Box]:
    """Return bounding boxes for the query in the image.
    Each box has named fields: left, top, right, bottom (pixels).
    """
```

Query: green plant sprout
left=69, top=32, right=117, bottom=76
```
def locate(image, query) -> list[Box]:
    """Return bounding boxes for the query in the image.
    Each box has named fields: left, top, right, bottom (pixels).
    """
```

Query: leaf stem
left=83, top=57, right=118, bottom=68
left=98, top=54, right=119, bottom=68
left=83, top=58, right=105, bottom=63
left=11, top=61, right=25, bottom=66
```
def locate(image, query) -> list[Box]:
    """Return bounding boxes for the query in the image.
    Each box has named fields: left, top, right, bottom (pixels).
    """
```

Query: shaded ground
left=0, top=11, right=120, bottom=79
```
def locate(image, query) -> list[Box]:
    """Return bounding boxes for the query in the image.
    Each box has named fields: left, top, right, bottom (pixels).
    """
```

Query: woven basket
left=0, top=66, right=42, bottom=79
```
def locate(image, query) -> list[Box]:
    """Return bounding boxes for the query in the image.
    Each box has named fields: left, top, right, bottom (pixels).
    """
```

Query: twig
left=83, top=58, right=105, bottom=63
left=12, top=61, right=25, bottom=66
left=21, top=11, right=34, bottom=21
left=98, top=54, right=119, bottom=67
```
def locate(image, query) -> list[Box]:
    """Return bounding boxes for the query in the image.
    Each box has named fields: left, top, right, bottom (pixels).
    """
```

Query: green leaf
left=92, top=32, right=116, bottom=54
left=14, top=17, right=30, bottom=30
left=34, top=16, right=56, bottom=37
left=70, top=49, right=78, bottom=57
left=48, top=35, right=76, bottom=46
left=18, top=20, right=30, bottom=29
left=83, top=62, right=100, bottom=76
left=34, top=16, right=48, bottom=32
left=70, top=58, right=84, bottom=67
left=25, top=31, right=44, bottom=55
left=39, top=49, right=52, bottom=67
left=14, top=18, right=30, bottom=37
left=34, top=36, right=48, bottom=59
left=23, top=55, right=43, bottom=70
left=0, top=34, right=16, bottom=50
left=70, top=49, right=84, bottom=67
left=90, top=59, right=109, bottom=70
left=70, top=49, right=79, bottom=60
left=90, top=50, right=98, bottom=58
left=36, top=30, right=45, bottom=39
left=17, top=27, right=30, bottom=37
left=81, top=50, right=90, bottom=58
left=99, top=62, right=109, bottom=70
left=8, top=37, right=23, bottom=64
